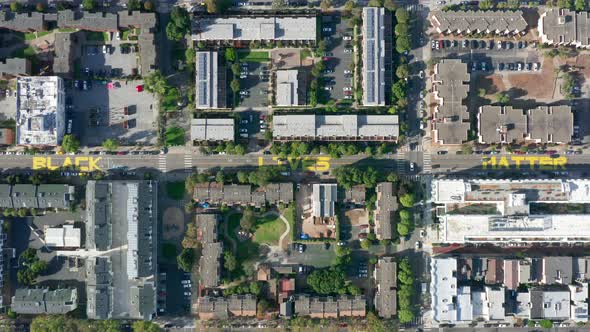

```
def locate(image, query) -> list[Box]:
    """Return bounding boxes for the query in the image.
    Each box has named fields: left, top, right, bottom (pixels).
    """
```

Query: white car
left=322, top=27, right=333, bottom=32
left=420, top=229, right=426, bottom=238
left=409, top=162, right=415, bottom=172
left=324, top=86, right=333, bottom=91
left=344, top=95, right=352, bottom=99
left=344, top=70, right=352, bottom=74
left=415, top=241, right=421, bottom=250
left=419, top=70, right=424, bottom=79
left=115, top=31, right=120, bottom=40
left=343, top=87, right=352, bottom=91
left=239, top=128, right=248, bottom=133
left=343, top=49, right=353, bottom=54
left=343, top=36, right=352, bottom=41
left=102, top=45, right=108, bottom=54
left=239, top=91, right=249, bottom=96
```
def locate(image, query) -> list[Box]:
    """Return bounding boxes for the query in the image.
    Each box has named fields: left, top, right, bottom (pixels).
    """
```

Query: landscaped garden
left=165, top=182, right=185, bottom=200
left=252, top=214, right=285, bottom=245
left=237, top=50, right=270, bottom=62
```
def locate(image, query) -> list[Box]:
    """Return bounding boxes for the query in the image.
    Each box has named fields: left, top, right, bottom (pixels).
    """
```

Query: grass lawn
left=253, top=214, right=285, bottom=245
left=165, top=126, right=185, bottom=146
left=162, top=87, right=181, bottom=112
left=86, top=31, right=109, bottom=42
left=24, top=31, right=51, bottom=40
left=227, top=213, right=260, bottom=261
left=166, top=182, right=185, bottom=200
left=238, top=50, right=270, bottom=62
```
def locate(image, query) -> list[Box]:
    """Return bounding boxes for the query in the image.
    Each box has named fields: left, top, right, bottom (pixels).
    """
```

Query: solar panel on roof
left=198, top=54, right=208, bottom=80
left=366, top=10, right=375, bottom=39
left=366, top=40, right=375, bottom=71
left=366, top=71, right=375, bottom=103
left=198, top=81, right=208, bottom=106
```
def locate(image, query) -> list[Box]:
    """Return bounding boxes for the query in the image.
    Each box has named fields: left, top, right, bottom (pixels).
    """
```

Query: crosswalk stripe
left=184, top=154, right=192, bottom=172
left=158, top=155, right=167, bottom=173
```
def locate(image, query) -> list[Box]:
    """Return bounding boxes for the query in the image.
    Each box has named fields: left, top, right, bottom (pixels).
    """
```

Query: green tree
left=495, top=92, right=510, bottom=104
left=575, top=0, right=587, bottom=10
left=395, top=23, right=409, bottom=36
left=240, top=210, right=256, bottom=232
left=182, top=224, right=200, bottom=249
left=204, top=0, right=231, bottom=13
left=143, top=0, right=155, bottom=11
left=398, top=309, right=415, bottom=323
left=307, top=267, right=346, bottom=294
left=237, top=171, right=248, bottom=183
left=396, top=64, right=410, bottom=79
left=166, top=7, right=190, bottom=41
left=397, top=222, right=410, bottom=236
left=17, top=207, right=27, bottom=218
left=132, top=321, right=161, bottom=332
left=143, top=71, right=169, bottom=95
left=272, top=0, right=288, bottom=8
left=61, top=135, right=80, bottom=153
left=82, top=0, right=96, bottom=10
left=231, top=63, right=240, bottom=76
left=128, top=0, right=141, bottom=10
left=399, top=193, right=415, bottom=208
left=320, top=0, right=333, bottom=10
left=347, top=284, right=362, bottom=295
left=177, top=248, right=195, bottom=272
left=9, top=1, right=21, bottom=12
left=395, top=8, right=410, bottom=23
left=225, top=48, right=237, bottom=62
left=215, top=170, right=225, bottom=183
left=478, top=0, right=495, bottom=9
left=185, top=47, right=196, bottom=67
left=360, top=239, right=371, bottom=249
left=249, top=281, right=262, bottom=295
left=230, top=79, right=240, bottom=93
left=234, top=144, right=246, bottom=155
left=383, top=0, right=397, bottom=10
left=461, top=144, right=473, bottom=154
left=29, top=260, right=48, bottom=274
left=344, top=0, right=356, bottom=11
left=396, top=36, right=411, bottom=53
left=539, top=319, right=553, bottom=329
left=368, top=0, right=382, bottom=6
left=224, top=251, right=237, bottom=272
left=102, top=138, right=119, bottom=152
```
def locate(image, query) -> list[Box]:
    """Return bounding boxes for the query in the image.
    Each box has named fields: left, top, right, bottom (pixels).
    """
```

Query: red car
left=135, top=84, right=143, bottom=92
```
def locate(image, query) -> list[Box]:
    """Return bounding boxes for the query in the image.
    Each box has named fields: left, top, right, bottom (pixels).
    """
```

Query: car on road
left=343, top=87, right=352, bottom=91
left=420, top=229, right=426, bottom=238
left=409, top=162, right=415, bottom=172
left=343, top=49, right=353, bottom=54
left=343, top=36, right=352, bottom=41
left=324, top=86, right=333, bottom=91
left=415, top=241, right=421, bottom=250
left=344, top=70, right=352, bottom=74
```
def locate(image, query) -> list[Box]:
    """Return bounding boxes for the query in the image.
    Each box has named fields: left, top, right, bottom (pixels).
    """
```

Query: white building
left=431, top=257, right=508, bottom=324
left=432, top=178, right=590, bottom=243
left=16, top=76, right=65, bottom=146
left=45, top=225, right=81, bottom=248
left=570, top=283, right=590, bottom=322
left=275, top=70, right=300, bottom=106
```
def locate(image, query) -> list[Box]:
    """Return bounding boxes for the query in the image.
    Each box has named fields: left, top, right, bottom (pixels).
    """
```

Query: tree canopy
left=61, top=135, right=79, bottom=153
left=204, top=0, right=232, bottom=13
left=307, top=267, right=346, bottom=294
left=101, top=138, right=119, bottom=152
left=399, top=193, right=415, bottom=208
left=177, top=248, right=195, bottom=272
left=332, top=166, right=379, bottom=189
left=166, top=7, right=190, bottom=41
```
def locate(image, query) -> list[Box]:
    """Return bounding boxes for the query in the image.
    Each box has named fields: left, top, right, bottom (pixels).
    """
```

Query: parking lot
left=237, top=110, right=267, bottom=141
left=80, top=42, right=138, bottom=77
left=287, top=242, right=336, bottom=268
left=432, top=38, right=540, bottom=73
left=321, top=14, right=354, bottom=101
left=69, top=79, right=158, bottom=146
left=238, top=61, right=270, bottom=108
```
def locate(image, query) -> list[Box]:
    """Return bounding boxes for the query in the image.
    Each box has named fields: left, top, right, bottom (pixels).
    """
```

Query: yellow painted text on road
left=259, top=156, right=331, bottom=172
left=482, top=156, right=567, bottom=170
left=32, top=157, right=103, bottom=172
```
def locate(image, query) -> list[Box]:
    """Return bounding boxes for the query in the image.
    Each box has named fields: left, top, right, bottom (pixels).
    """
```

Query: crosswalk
left=184, top=154, right=192, bottom=172
left=158, top=155, right=167, bottom=173
left=423, top=151, right=432, bottom=173
left=398, top=144, right=425, bottom=153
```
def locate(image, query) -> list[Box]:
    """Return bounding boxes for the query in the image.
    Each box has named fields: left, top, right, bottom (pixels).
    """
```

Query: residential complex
left=193, top=182, right=293, bottom=207
left=0, top=184, right=74, bottom=209
left=478, top=105, right=573, bottom=144
left=197, top=295, right=257, bottom=320
left=374, top=257, right=397, bottom=318
left=86, top=180, right=158, bottom=320
left=195, top=51, right=226, bottom=110
left=192, top=15, right=317, bottom=44
left=190, top=118, right=235, bottom=142
left=16, top=76, right=66, bottom=146
left=362, top=7, right=391, bottom=106
left=275, top=70, right=301, bottom=106
left=432, top=178, right=590, bottom=243
left=11, top=288, right=78, bottom=315
left=312, top=183, right=337, bottom=218
left=539, top=9, right=590, bottom=48
left=431, top=256, right=590, bottom=325
left=374, top=182, right=397, bottom=240
left=197, top=214, right=223, bottom=289
left=432, top=59, right=470, bottom=145
left=430, top=10, right=528, bottom=35
left=272, top=114, right=399, bottom=141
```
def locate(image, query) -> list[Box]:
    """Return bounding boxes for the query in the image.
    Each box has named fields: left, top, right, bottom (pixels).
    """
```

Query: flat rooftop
left=440, top=214, right=590, bottom=243
left=192, top=16, right=317, bottom=41
left=433, top=59, right=470, bottom=145
left=16, top=76, right=65, bottom=146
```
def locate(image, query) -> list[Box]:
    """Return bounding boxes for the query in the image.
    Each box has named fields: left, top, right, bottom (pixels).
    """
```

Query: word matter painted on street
left=258, top=156, right=331, bottom=172
left=482, top=156, right=567, bottom=170
left=32, top=157, right=103, bottom=172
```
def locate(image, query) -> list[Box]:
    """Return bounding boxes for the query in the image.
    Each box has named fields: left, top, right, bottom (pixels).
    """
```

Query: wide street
left=1, top=151, right=589, bottom=176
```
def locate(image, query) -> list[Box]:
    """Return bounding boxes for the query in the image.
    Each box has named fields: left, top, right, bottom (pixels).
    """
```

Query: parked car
left=344, top=70, right=352, bottom=74
left=437, top=151, right=448, bottom=155
left=343, top=49, right=353, bottom=54
left=343, top=36, right=352, bottom=41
